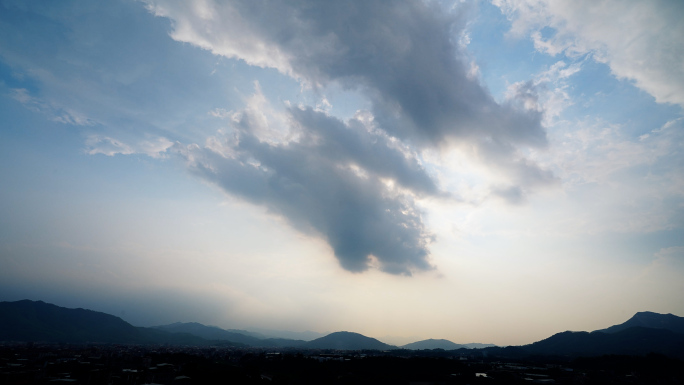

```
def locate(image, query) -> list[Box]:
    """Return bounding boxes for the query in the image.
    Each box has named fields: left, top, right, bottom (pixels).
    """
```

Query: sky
left=0, top=0, right=683, bottom=346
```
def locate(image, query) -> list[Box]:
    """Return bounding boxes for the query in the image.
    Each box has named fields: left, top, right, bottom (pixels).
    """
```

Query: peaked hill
left=596, top=311, right=684, bottom=335
left=402, top=339, right=463, bottom=350
left=522, top=326, right=684, bottom=359
left=476, top=311, right=684, bottom=360
left=305, top=331, right=395, bottom=350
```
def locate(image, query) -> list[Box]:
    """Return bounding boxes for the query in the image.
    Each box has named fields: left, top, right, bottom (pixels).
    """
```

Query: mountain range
left=0, top=300, right=235, bottom=346
left=1, top=300, right=683, bottom=359
left=520, top=326, right=684, bottom=358
left=152, top=322, right=307, bottom=347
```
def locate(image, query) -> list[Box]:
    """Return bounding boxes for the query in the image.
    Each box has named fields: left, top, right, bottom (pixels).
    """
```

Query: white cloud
left=86, top=135, right=173, bottom=158
left=10, top=88, right=95, bottom=126
left=143, top=0, right=297, bottom=79
left=493, top=0, right=684, bottom=107
left=209, top=108, right=232, bottom=119
left=505, top=60, right=581, bottom=125
left=530, top=116, right=684, bottom=234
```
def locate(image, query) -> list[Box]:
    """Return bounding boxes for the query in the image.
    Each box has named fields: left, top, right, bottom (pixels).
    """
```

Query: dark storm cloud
left=182, top=107, right=434, bottom=275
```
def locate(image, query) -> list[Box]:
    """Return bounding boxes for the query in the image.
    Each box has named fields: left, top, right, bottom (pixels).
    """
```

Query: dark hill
left=597, top=311, right=684, bottom=334
left=137, top=326, right=226, bottom=346
left=258, top=337, right=307, bottom=348
left=153, top=322, right=306, bottom=347
left=523, top=326, right=684, bottom=359
left=462, top=342, right=496, bottom=349
left=305, top=331, right=395, bottom=350
left=0, top=300, right=142, bottom=343
left=153, top=322, right=263, bottom=345
left=0, top=300, right=229, bottom=346
left=402, top=339, right=464, bottom=350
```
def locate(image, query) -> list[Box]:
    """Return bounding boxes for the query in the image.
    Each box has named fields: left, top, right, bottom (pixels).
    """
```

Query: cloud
left=86, top=135, right=173, bottom=158
left=137, top=0, right=563, bottom=272
left=535, top=116, right=684, bottom=235
left=180, top=90, right=437, bottom=275
left=493, top=0, right=684, bottom=107
left=10, top=88, right=96, bottom=126
left=144, top=0, right=550, bottom=151
left=0, top=0, right=234, bottom=145
left=492, top=185, right=526, bottom=205
left=0, top=0, right=565, bottom=275
left=505, top=60, right=581, bottom=125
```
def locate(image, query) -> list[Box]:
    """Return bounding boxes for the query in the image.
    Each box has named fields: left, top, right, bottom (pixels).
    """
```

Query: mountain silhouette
left=153, top=322, right=263, bottom=345
left=500, top=311, right=684, bottom=359
left=0, top=300, right=140, bottom=343
left=596, top=311, right=684, bottom=334
left=521, top=326, right=684, bottom=359
left=0, top=300, right=232, bottom=346
left=305, top=331, right=395, bottom=350
left=247, top=327, right=325, bottom=341
left=402, top=338, right=463, bottom=350
left=461, top=342, right=496, bottom=349
left=153, top=322, right=306, bottom=347
left=3, top=300, right=683, bottom=358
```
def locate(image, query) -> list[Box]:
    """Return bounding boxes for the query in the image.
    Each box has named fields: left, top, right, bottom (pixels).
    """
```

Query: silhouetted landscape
left=3, top=0, right=684, bottom=383
left=2, top=300, right=684, bottom=384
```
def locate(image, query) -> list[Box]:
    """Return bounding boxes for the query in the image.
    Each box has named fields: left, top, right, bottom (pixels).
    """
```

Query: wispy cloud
left=86, top=135, right=173, bottom=158
left=493, top=0, right=684, bottom=107
left=10, top=88, right=96, bottom=126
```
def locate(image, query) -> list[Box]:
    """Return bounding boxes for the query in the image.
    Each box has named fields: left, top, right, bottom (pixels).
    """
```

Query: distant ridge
left=520, top=326, right=684, bottom=359
left=0, top=300, right=140, bottom=343
left=153, top=322, right=263, bottom=345
left=248, top=327, right=325, bottom=341
left=153, top=322, right=306, bottom=348
left=462, top=342, right=497, bottom=349
left=596, top=311, right=684, bottom=335
left=3, top=300, right=683, bottom=358
left=0, top=300, right=225, bottom=346
left=401, top=339, right=497, bottom=350
left=402, top=339, right=463, bottom=350
left=476, top=312, right=684, bottom=360
left=305, top=331, right=395, bottom=350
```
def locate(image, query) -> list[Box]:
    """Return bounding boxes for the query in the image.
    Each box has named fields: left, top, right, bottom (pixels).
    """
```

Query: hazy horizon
left=1, top=0, right=683, bottom=347
left=3, top=297, right=680, bottom=347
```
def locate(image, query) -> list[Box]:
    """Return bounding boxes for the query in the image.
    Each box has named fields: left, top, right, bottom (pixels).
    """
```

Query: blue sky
left=1, top=0, right=683, bottom=346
